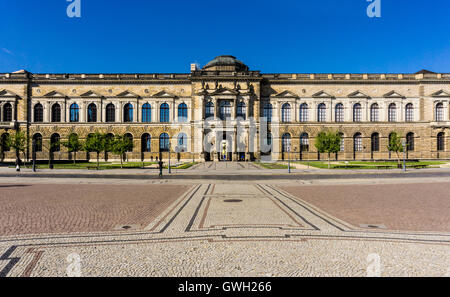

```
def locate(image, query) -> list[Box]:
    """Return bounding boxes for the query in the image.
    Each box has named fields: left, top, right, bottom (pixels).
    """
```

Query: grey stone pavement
left=0, top=162, right=449, bottom=277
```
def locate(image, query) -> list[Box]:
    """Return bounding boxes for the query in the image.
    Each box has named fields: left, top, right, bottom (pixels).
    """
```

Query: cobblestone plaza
left=0, top=166, right=448, bottom=277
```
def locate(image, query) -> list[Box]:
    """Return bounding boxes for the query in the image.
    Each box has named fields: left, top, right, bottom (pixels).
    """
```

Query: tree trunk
left=73, top=151, right=77, bottom=165
left=328, top=152, right=331, bottom=169
left=120, top=153, right=123, bottom=169
left=396, top=151, right=401, bottom=165
left=96, top=152, right=100, bottom=170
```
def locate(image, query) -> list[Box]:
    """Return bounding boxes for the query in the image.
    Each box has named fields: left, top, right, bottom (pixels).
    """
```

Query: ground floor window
left=437, top=132, right=445, bottom=151
left=354, top=133, right=362, bottom=152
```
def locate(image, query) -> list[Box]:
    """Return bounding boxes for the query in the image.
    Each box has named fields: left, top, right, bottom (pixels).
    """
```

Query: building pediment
left=116, top=90, right=140, bottom=98
left=210, top=87, right=239, bottom=96
left=152, top=90, right=177, bottom=98
left=80, top=90, right=103, bottom=98
left=383, top=91, right=405, bottom=98
left=348, top=90, right=370, bottom=98
left=430, top=90, right=450, bottom=97
left=273, top=90, right=299, bottom=98
left=312, top=91, right=334, bottom=98
left=0, top=89, right=19, bottom=98
left=43, top=91, right=67, bottom=98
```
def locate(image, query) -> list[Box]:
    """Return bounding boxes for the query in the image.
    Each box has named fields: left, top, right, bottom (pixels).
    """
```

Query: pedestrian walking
left=15, top=158, right=20, bottom=172
left=158, top=160, right=163, bottom=177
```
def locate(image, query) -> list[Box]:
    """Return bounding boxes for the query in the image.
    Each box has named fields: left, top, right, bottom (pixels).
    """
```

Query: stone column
left=101, top=103, right=106, bottom=123
left=117, top=101, right=122, bottom=123
left=65, top=102, right=70, bottom=122
left=214, top=98, right=218, bottom=118
left=80, top=103, right=86, bottom=122
left=46, top=102, right=51, bottom=122
left=136, top=100, right=140, bottom=123
left=245, top=98, right=250, bottom=120
left=330, top=100, right=335, bottom=122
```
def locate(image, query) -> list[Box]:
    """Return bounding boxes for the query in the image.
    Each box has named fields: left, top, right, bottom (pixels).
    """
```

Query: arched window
left=3, top=103, right=12, bottom=122
left=300, top=133, right=309, bottom=152
left=205, top=102, right=214, bottom=119
left=436, top=103, right=444, bottom=122
left=160, top=103, right=170, bottom=122
left=87, top=103, right=97, bottom=123
left=263, top=103, right=272, bottom=122
left=317, top=103, right=326, bottom=122
left=339, top=132, right=344, bottom=151
left=142, top=103, right=152, bottom=122
left=1, top=133, right=10, bottom=152
left=335, top=104, right=344, bottom=122
left=353, top=103, right=362, bottom=122
left=177, top=133, right=188, bottom=152
left=236, top=102, right=246, bottom=120
left=141, top=133, right=151, bottom=152
left=388, top=103, right=397, bottom=122
left=178, top=103, right=188, bottom=122
left=219, top=101, right=231, bottom=120
left=281, top=103, right=291, bottom=122
left=159, top=133, right=170, bottom=151
left=33, top=133, right=42, bottom=152
left=406, top=132, right=414, bottom=151
left=282, top=133, right=291, bottom=152
left=371, top=133, right=380, bottom=152
left=124, top=133, right=133, bottom=152
left=124, top=103, right=133, bottom=122
left=70, top=103, right=79, bottom=122
left=405, top=103, right=414, bottom=122
left=353, top=133, right=362, bottom=152
left=106, top=103, right=115, bottom=122
left=370, top=103, right=379, bottom=122
left=51, top=103, right=61, bottom=122
left=299, top=103, right=308, bottom=122
left=34, top=103, right=43, bottom=122
left=437, top=132, right=445, bottom=151
left=50, top=133, right=60, bottom=152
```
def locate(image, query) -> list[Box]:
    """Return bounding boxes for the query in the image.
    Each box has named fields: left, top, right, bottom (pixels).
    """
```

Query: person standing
left=15, top=158, right=20, bottom=172
left=158, top=159, right=163, bottom=177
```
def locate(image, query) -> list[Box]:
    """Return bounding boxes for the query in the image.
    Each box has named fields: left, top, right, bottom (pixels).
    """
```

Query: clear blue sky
left=0, top=0, right=448, bottom=74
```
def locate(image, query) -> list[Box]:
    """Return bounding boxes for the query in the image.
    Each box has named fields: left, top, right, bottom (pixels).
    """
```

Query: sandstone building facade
left=0, top=55, right=449, bottom=162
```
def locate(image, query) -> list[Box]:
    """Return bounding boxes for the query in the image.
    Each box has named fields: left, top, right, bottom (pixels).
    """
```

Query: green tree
left=388, top=132, right=403, bottom=165
left=84, top=132, right=106, bottom=169
left=41, top=140, right=59, bottom=168
left=111, top=135, right=133, bottom=168
left=103, top=134, right=115, bottom=162
left=0, top=134, right=10, bottom=161
left=314, top=131, right=342, bottom=169
left=61, top=133, right=84, bottom=164
left=7, top=130, right=27, bottom=164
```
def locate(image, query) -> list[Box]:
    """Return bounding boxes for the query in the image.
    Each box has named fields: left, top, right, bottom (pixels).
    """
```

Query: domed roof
left=203, top=55, right=249, bottom=71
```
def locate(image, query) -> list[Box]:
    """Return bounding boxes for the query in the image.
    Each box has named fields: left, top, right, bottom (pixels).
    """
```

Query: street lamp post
left=32, top=139, right=36, bottom=172
left=168, top=142, right=171, bottom=174
left=401, top=139, right=406, bottom=172
left=288, top=145, right=291, bottom=174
